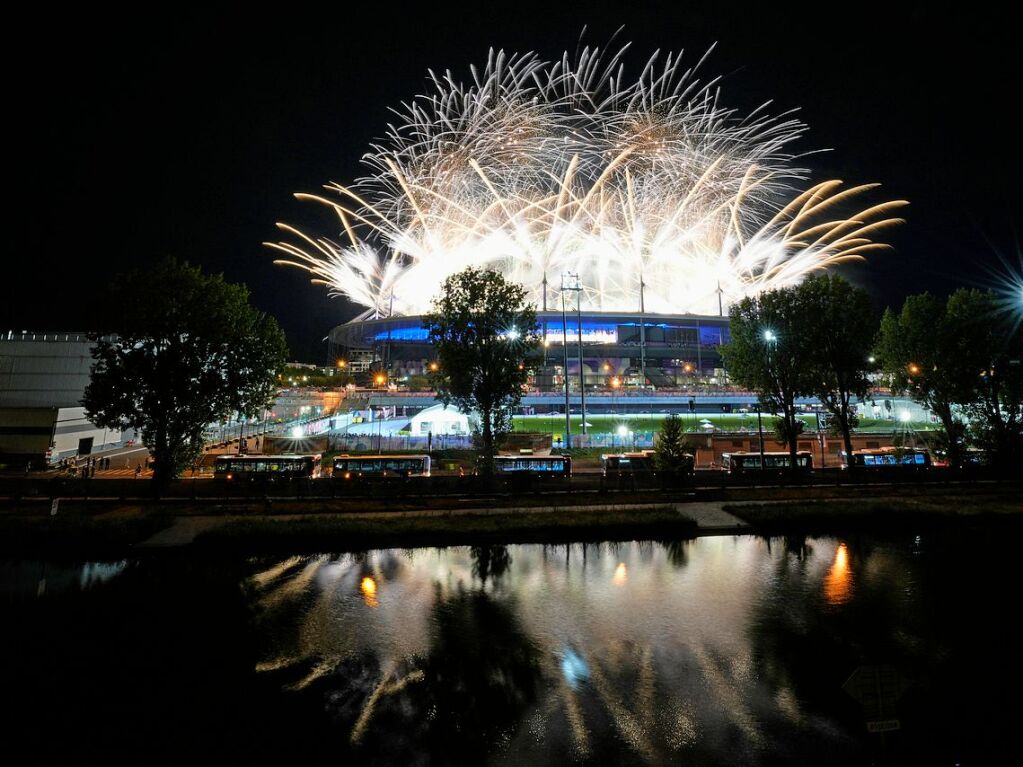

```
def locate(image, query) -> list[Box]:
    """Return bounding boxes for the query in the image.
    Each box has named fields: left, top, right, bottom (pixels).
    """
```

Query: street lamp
left=616, top=423, right=628, bottom=451
left=759, top=330, right=778, bottom=469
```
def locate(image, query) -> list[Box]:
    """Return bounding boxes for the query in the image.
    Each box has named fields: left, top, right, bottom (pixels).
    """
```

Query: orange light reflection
left=360, top=576, right=379, bottom=608
left=823, top=543, right=852, bottom=605
left=613, top=562, right=628, bottom=586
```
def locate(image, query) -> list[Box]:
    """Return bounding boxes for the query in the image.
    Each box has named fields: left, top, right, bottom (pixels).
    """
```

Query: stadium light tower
left=561, top=272, right=586, bottom=445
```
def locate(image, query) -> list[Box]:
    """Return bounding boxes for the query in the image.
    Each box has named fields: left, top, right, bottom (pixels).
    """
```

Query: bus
left=493, top=454, right=572, bottom=476
left=601, top=452, right=655, bottom=475
left=332, top=454, right=431, bottom=478
left=214, top=454, right=321, bottom=480
left=721, top=451, right=813, bottom=474
left=839, top=448, right=931, bottom=469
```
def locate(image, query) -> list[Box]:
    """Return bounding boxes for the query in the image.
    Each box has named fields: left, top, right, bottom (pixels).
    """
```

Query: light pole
left=759, top=329, right=778, bottom=469
left=561, top=278, right=572, bottom=450
left=561, top=272, right=586, bottom=441
left=376, top=406, right=383, bottom=455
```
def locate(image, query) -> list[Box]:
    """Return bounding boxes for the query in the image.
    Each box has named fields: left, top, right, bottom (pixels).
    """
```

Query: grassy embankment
left=725, top=490, right=1023, bottom=534
left=0, top=504, right=174, bottom=557
left=0, top=494, right=699, bottom=555
left=192, top=505, right=698, bottom=552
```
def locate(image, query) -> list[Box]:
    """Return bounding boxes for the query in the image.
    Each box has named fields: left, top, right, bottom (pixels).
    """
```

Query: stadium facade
left=328, top=311, right=732, bottom=391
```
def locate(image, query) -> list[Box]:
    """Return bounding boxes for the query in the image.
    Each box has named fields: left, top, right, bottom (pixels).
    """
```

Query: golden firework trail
left=268, top=41, right=907, bottom=318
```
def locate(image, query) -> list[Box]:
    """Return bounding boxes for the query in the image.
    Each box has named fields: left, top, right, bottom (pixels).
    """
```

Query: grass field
left=512, top=413, right=933, bottom=436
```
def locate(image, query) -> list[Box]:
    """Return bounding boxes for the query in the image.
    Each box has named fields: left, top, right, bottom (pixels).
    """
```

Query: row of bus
left=213, top=447, right=934, bottom=481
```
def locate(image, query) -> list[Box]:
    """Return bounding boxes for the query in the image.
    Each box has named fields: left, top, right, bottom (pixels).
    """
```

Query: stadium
left=273, top=40, right=919, bottom=449
left=328, top=309, right=730, bottom=392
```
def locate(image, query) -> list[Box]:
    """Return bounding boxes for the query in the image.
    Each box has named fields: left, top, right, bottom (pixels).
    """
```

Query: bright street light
left=763, top=329, right=777, bottom=342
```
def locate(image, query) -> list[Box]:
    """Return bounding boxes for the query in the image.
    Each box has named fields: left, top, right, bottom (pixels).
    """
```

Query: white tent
left=408, top=404, right=471, bottom=436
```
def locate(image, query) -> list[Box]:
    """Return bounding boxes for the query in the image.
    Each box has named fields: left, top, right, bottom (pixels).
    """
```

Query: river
left=3, top=531, right=1019, bottom=764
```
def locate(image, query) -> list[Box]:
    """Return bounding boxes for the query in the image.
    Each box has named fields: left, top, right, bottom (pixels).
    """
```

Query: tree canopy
left=875, top=290, right=988, bottom=466
left=795, top=274, right=876, bottom=462
left=721, top=289, right=811, bottom=467
left=877, top=288, right=1022, bottom=468
left=423, top=268, right=538, bottom=474
left=82, top=259, right=288, bottom=485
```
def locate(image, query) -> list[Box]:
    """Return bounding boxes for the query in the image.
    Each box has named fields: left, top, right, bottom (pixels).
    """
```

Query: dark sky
left=7, top=2, right=1019, bottom=360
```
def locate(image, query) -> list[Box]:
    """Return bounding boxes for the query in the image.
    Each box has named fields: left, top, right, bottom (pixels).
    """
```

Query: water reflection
left=360, top=576, right=379, bottom=608
left=247, top=538, right=878, bottom=763
left=0, top=559, right=128, bottom=598
left=824, top=542, right=853, bottom=605
left=5, top=531, right=1022, bottom=764
left=470, top=544, right=511, bottom=587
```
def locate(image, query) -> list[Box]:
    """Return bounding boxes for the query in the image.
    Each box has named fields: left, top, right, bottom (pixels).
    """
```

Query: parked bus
left=721, top=451, right=813, bottom=474
left=332, top=454, right=431, bottom=478
left=839, top=448, right=931, bottom=469
left=601, top=452, right=655, bottom=475
left=602, top=452, right=695, bottom=478
left=214, top=454, right=321, bottom=480
left=493, top=454, right=572, bottom=476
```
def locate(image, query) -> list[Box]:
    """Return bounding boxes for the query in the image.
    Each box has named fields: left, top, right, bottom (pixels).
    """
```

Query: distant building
left=0, top=331, right=133, bottom=467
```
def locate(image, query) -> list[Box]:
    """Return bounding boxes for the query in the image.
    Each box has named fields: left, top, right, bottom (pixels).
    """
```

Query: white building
left=0, top=331, right=131, bottom=466
left=407, top=403, right=471, bottom=436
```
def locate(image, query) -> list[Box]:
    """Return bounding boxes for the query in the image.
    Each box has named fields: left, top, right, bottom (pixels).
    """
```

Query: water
left=3, top=532, right=1020, bottom=764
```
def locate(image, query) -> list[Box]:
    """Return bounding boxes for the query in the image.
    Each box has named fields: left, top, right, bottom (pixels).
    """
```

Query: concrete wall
left=0, top=334, right=126, bottom=465
left=52, top=407, right=124, bottom=457
left=0, top=332, right=96, bottom=407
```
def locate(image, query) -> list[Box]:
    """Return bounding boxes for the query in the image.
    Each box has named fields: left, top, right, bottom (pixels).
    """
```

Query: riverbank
left=1, top=484, right=1018, bottom=556
left=724, top=491, right=1023, bottom=534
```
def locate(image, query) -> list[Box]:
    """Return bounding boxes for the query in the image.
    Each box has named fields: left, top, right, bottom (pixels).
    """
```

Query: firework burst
left=268, top=41, right=907, bottom=318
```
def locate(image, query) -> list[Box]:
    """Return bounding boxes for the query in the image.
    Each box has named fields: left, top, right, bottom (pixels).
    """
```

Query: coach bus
left=839, top=448, right=931, bottom=470
left=493, top=454, right=572, bottom=476
left=332, top=454, right=432, bottom=478
left=214, top=454, right=322, bottom=481
left=721, top=451, right=813, bottom=474
left=601, top=452, right=655, bottom=475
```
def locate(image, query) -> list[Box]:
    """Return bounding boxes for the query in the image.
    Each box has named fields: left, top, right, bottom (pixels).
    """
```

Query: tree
left=722, top=289, right=812, bottom=470
left=875, top=291, right=986, bottom=467
left=83, top=259, right=288, bottom=487
left=795, top=274, right=875, bottom=463
left=423, top=268, right=539, bottom=475
left=654, top=413, right=692, bottom=471
left=949, top=290, right=1023, bottom=469
left=654, top=413, right=695, bottom=486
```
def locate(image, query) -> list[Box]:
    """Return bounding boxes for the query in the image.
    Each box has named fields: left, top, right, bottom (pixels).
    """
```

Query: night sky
left=7, top=2, right=1019, bottom=361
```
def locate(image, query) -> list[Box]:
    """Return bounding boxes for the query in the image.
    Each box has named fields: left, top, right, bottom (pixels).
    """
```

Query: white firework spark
left=268, top=41, right=908, bottom=318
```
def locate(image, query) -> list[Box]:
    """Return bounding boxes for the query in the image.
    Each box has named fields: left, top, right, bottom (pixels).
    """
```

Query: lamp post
left=561, top=278, right=572, bottom=450
left=560, top=273, right=586, bottom=441
left=759, top=329, right=778, bottom=470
